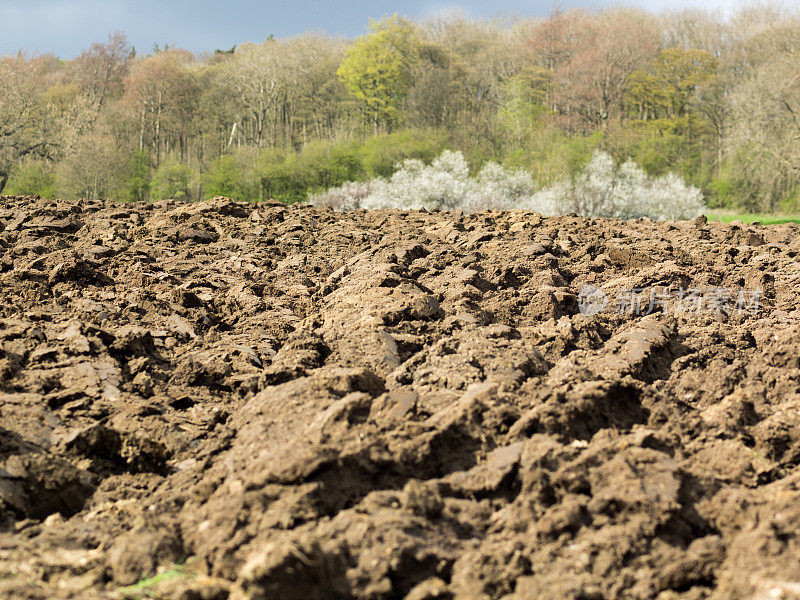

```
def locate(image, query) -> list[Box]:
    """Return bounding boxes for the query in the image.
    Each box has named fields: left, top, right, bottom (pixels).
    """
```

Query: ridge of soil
left=1, top=195, right=800, bottom=599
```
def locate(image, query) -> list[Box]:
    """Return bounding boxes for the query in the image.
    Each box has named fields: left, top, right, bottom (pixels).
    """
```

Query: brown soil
left=1, top=196, right=799, bottom=599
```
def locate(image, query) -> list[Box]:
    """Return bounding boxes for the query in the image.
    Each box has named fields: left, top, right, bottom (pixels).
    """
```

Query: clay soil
left=1, top=196, right=800, bottom=599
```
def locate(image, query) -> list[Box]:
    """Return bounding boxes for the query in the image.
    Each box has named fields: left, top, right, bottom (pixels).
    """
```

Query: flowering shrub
left=310, top=150, right=706, bottom=220
left=312, top=151, right=537, bottom=212
left=363, top=151, right=473, bottom=211
left=524, top=151, right=706, bottom=220
left=470, top=161, right=538, bottom=212
left=311, top=180, right=374, bottom=211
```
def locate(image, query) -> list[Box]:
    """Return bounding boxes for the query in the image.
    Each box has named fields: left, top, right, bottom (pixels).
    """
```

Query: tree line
left=1, top=4, right=798, bottom=211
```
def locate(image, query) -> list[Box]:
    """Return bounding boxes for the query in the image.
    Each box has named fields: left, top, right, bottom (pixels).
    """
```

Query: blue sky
left=0, top=0, right=786, bottom=58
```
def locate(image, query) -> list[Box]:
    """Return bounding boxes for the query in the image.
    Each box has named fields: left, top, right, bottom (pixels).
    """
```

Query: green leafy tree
left=498, top=67, right=553, bottom=145
left=115, top=150, right=152, bottom=202
left=202, top=151, right=260, bottom=201
left=4, top=158, right=56, bottom=198
left=337, top=15, right=419, bottom=131
left=260, top=140, right=362, bottom=203
left=359, top=128, right=448, bottom=177
left=150, top=159, right=192, bottom=201
left=56, top=133, right=127, bottom=200
left=626, top=48, right=717, bottom=121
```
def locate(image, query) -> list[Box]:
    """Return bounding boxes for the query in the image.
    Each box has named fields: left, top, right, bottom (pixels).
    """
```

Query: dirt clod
left=1, top=196, right=800, bottom=599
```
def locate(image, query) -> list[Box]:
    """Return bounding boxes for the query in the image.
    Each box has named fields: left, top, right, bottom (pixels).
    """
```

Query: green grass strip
left=707, top=212, right=800, bottom=225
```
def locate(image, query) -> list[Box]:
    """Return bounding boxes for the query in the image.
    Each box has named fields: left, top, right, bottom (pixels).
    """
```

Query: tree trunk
left=155, top=91, right=163, bottom=166
left=139, top=104, right=146, bottom=150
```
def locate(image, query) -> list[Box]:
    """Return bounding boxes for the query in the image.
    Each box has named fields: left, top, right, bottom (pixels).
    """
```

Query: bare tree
left=528, top=8, right=658, bottom=130
left=70, top=32, right=132, bottom=124
left=0, top=56, right=58, bottom=192
left=277, top=35, right=349, bottom=144
left=726, top=19, right=800, bottom=209
left=123, top=48, right=196, bottom=165
left=221, top=41, right=287, bottom=147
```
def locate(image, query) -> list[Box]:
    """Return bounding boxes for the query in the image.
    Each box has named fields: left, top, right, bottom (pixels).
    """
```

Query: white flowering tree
left=311, top=149, right=706, bottom=220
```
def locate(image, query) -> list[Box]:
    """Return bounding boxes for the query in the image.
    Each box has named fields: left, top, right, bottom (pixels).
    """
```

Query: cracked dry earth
left=1, top=196, right=800, bottom=600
